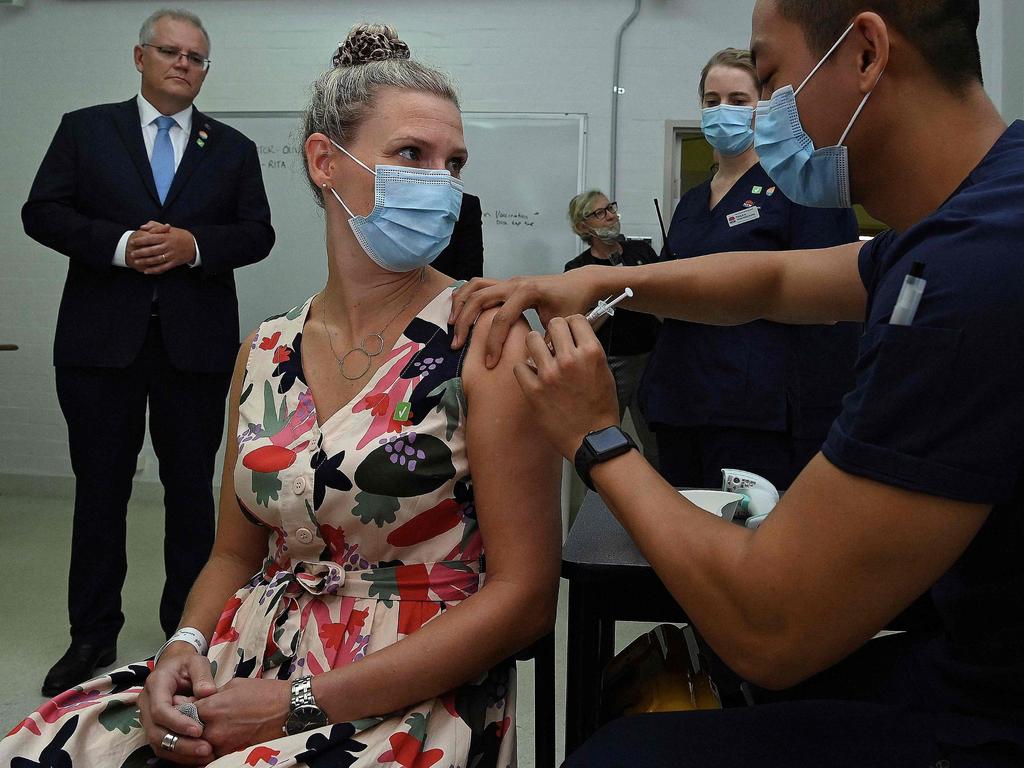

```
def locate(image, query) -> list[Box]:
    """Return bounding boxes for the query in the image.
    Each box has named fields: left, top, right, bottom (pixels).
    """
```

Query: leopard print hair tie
left=333, top=32, right=411, bottom=68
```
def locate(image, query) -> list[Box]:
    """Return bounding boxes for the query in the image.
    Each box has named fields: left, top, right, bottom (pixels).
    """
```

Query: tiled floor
left=0, top=480, right=661, bottom=767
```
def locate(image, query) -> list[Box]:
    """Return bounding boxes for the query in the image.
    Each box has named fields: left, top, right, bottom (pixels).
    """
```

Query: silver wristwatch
left=283, top=676, right=328, bottom=735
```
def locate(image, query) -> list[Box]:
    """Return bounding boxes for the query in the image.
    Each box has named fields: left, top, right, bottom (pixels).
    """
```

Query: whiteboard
left=210, top=111, right=587, bottom=336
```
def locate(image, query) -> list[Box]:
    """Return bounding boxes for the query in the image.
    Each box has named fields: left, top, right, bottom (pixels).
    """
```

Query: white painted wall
left=0, top=0, right=1010, bottom=479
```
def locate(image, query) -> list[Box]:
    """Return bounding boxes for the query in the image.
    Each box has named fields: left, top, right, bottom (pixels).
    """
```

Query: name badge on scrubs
left=726, top=206, right=760, bottom=227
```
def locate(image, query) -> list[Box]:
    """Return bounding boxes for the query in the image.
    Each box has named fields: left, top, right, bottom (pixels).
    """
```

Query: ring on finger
left=160, top=732, right=179, bottom=752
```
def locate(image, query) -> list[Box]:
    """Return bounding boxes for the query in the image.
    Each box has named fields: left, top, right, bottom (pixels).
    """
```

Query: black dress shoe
left=41, top=642, right=117, bottom=697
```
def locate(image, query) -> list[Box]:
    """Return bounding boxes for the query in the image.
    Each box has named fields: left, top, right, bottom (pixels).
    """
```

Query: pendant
left=339, top=348, right=372, bottom=380
left=361, top=332, right=385, bottom=356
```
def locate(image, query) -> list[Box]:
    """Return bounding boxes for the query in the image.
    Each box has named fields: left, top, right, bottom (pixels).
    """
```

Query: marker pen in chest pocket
left=889, top=261, right=926, bottom=326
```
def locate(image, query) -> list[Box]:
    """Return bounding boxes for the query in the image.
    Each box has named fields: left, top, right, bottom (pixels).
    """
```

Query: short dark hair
left=775, top=0, right=982, bottom=91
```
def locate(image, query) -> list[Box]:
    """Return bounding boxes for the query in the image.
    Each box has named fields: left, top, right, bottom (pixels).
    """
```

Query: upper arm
left=239, top=140, right=273, bottom=223
left=26, top=114, right=75, bottom=202
left=742, top=453, right=989, bottom=687
left=462, top=310, right=562, bottom=609
left=190, top=140, right=274, bottom=273
left=23, top=114, right=77, bottom=235
left=211, top=332, right=270, bottom=569
left=767, top=240, right=867, bottom=324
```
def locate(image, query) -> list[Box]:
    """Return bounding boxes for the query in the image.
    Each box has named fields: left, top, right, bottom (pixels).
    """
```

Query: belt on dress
left=224, top=558, right=486, bottom=674
left=260, top=557, right=485, bottom=602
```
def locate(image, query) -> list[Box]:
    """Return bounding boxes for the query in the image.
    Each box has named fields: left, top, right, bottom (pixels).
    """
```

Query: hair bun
left=333, top=23, right=411, bottom=68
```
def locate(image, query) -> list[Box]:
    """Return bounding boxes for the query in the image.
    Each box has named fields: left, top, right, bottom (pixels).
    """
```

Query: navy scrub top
left=639, top=163, right=860, bottom=437
left=822, top=121, right=1024, bottom=740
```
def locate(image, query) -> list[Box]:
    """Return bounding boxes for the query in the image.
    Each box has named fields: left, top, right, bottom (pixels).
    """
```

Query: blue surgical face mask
left=327, top=139, right=464, bottom=272
left=753, top=22, right=882, bottom=208
left=701, top=104, right=754, bottom=157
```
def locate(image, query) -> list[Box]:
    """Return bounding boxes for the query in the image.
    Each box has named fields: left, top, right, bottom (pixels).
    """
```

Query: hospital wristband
left=154, top=627, right=209, bottom=666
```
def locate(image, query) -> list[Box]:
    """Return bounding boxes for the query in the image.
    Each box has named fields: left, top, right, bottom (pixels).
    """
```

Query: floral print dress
left=1, top=286, right=516, bottom=768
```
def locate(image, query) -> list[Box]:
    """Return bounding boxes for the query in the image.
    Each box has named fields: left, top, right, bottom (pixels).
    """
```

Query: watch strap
left=574, top=426, right=637, bottom=491
left=291, top=676, right=317, bottom=709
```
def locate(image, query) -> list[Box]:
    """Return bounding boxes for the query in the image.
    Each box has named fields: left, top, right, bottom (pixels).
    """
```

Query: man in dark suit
left=433, top=192, right=483, bottom=280
left=22, top=9, right=274, bottom=695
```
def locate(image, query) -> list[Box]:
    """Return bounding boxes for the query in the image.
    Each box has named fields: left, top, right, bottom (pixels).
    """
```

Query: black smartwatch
left=574, top=426, right=637, bottom=491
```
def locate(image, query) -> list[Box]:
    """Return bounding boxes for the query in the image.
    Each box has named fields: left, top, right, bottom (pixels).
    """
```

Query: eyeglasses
left=142, top=44, right=211, bottom=71
left=584, top=201, right=618, bottom=221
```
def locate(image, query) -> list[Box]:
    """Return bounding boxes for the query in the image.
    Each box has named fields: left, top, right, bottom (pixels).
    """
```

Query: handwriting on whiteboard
left=257, top=143, right=303, bottom=170
left=483, top=210, right=539, bottom=228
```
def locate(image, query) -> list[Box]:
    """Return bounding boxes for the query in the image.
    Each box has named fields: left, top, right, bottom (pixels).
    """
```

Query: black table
left=560, top=491, right=689, bottom=755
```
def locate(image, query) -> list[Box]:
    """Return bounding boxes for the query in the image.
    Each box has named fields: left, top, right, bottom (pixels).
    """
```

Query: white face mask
left=589, top=219, right=621, bottom=242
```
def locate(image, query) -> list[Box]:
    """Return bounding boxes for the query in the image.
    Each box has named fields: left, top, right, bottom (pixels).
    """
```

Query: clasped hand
left=126, top=221, right=195, bottom=274
left=139, top=646, right=290, bottom=764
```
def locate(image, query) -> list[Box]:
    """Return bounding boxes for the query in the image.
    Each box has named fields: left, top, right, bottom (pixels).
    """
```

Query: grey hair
left=302, top=23, right=460, bottom=206
left=139, top=8, right=211, bottom=54
left=568, top=190, right=608, bottom=243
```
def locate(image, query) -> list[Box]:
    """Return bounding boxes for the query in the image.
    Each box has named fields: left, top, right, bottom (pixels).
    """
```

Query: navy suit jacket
left=433, top=192, right=483, bottom=280
left=23, top=98, right=275, bottom=373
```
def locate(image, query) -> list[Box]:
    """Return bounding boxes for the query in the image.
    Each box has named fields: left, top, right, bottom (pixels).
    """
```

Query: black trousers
left=55, top=316, right=231, bottom=645
left=654, top=424, right=822, bottom=492
left=566, top=633, right=1024, bottom=767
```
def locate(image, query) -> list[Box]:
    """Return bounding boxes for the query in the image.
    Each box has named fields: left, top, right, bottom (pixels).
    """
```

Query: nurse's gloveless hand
left=449, top=272, right=593, bottom=367
left=512, top=315, right=619, bottom=459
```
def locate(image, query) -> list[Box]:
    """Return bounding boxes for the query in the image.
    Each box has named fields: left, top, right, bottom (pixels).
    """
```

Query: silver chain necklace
left=320, top=269, right=425, bottom=381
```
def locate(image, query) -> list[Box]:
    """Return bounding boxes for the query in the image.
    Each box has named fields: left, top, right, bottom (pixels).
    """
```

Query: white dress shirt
left=113, top=93, right=201, bottom=268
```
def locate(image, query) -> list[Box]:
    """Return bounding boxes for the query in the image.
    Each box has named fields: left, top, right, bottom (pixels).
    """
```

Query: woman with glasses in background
left=564, top=192, right=661, bottom=467
left=638, top=48, right=860, bottom=493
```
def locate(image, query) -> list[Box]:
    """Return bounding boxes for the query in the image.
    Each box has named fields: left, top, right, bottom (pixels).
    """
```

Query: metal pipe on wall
left=610, top=0, right=641, bottom=200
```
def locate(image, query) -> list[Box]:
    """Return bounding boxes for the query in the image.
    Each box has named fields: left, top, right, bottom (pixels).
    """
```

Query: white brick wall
left=0, top=0, right=1012, bottom=480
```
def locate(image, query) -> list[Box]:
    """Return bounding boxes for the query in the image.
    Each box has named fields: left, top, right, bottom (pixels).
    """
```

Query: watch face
left=286, top=705, right=328, bottom=735
left=586, top=427, right=630, bottom=454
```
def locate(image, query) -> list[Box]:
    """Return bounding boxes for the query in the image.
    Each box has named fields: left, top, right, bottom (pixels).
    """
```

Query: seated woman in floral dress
left=1, top=24, right=561, bottom=768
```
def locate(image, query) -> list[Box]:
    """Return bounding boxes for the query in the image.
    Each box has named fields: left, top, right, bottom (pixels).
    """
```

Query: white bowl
left=677, top=490, right=745, bottom=522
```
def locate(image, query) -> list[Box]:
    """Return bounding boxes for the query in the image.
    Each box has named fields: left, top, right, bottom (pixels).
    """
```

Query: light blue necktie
left=151, top=116, right=176, bottom=204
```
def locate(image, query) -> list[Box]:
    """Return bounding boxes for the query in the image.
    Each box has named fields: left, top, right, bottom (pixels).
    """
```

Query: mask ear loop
left=795, top=21, right=856, bottom=96
left=329, top=186, right=356, bottom=218
left=328, top=137, right=377, bottom=176
left=325, top=136, right=377, bottom=218
left=791, top=20, right=884, bottom=147
left=837, top=72, right=883, bottom=146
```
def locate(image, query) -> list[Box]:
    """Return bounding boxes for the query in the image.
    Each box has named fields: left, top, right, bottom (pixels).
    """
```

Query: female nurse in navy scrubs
left=640, top=48, right=860, bottom=491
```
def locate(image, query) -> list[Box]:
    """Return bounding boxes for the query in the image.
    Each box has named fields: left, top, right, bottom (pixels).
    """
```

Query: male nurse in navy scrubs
left=450, top=0, right=1024, bottom=764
